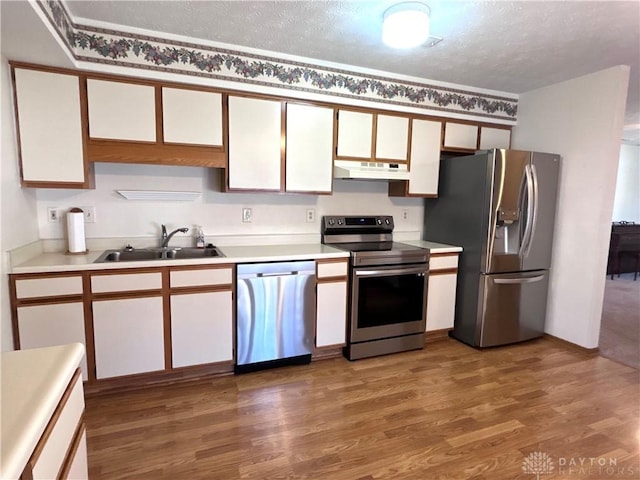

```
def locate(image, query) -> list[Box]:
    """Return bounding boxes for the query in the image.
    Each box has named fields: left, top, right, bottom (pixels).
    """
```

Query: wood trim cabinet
left=227, top=96, right=283, bottom=191
left=21, top=369, right=87, bottom=480
left=426, top=253, right=460, bottom=332
left=11, top=66, right=94, bottom=189
left=479, top=126, right=511, bottom=150
left=335, top=109, right=410, bottom=164
left=285, top=102, right=334, bottom=193
left=443, top=122, right=479, bottom=151
left=169, top=265, right=234, bottom=368
left=10, top=264, right=236, bottom=391
left=315, top=259, right=348, bottom=348
left=10, top=273, right=89, bottom=380
left=388, top=118, right=443, bottom=198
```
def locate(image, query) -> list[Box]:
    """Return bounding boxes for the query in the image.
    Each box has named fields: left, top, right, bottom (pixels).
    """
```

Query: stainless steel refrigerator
left=424, top=149, right=560, bottom=347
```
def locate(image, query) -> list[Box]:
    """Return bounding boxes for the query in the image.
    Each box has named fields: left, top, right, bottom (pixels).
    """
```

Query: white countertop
left=1, top=343, right=85, bottom=480
left=10, top=243, right=349, bottom=274
left=402, top=240, right=463, bottom=254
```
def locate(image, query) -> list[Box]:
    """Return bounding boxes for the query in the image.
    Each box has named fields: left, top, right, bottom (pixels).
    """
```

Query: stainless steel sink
left=94, top=246, right=224, bottom=263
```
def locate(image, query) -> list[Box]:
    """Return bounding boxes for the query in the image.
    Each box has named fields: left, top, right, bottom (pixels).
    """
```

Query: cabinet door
left=170, top=291, right=233, bottom=368
left=13, top=68, right=88, bottom=186
left=479, top=127, right=511, bottom=150
left=87, top=79, right=156, bottom=142
left=17, top=302, right=89, bottom=380
left=316, top=281, right=347, bottom=347
left=375, top=114, right=409, bottom=161
left=426, top=273, right=458, bottom=331
left=93, top=296, right=164, bottom=379
left=443, top=122, right=478, bottom=150
left=408, top=119, right=442, bottom=196
left=336, top=110, right=373, bottom=158
left=228, top=96, right=282, bottom=190
left=162, top=87, right=223, bottom=146
left=285, top=103, right=334, bottom=193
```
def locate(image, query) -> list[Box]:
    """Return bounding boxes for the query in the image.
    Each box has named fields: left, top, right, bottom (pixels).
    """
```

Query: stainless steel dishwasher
left=235, top=261, right=316, bottom=373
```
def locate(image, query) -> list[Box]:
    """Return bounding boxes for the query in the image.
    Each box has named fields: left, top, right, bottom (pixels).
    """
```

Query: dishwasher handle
left=257, top=271, right=304, bottom=277
left=237, top=260, right=316, bottom=279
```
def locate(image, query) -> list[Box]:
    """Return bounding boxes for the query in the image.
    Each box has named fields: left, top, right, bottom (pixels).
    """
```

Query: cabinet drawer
left=30, top=372, right=84, bottom=480
left=15, top=276, right=83, bottom=299
left=317, top=261, right=348, bottom=279
left=91, top=272, right=162, bottom=293
left=170, top=267, right=233, bottom=288
left=429, top=254, right=459, bottom=271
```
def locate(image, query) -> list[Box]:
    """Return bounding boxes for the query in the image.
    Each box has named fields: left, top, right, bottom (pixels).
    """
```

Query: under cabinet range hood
left=333, top=160, right=410, bottom=180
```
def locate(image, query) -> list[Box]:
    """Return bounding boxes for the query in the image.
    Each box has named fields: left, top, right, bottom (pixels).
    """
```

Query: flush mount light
left=382, top=2, right=430, bottom=49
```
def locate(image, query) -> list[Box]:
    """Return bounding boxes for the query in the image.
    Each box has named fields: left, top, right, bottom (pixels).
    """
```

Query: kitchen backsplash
left=36, top=162, right=424, bottom=245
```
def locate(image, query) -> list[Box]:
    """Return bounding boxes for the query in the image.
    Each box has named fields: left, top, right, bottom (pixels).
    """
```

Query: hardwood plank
left=85, top=338, right=640, bottom=479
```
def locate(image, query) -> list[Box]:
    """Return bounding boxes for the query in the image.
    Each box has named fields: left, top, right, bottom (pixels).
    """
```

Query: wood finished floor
left=85, top=338, right=640, bottom=479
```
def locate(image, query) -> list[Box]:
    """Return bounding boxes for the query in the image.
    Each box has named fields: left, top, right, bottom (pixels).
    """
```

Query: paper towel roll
left=67, top=208, right=86, bottom=254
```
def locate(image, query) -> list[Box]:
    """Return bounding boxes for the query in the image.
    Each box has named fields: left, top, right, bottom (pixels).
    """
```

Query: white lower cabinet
left=17, top=302, right=89, bottom=380
left=426, top=273, right=458, bottom=331
left=426, top=253, right=459, bottom=332
left=170, top=291, right=233, bottom=368
left=316, top=282, right=348, bottom=347
left=65, top=429, right=88, bottom=480
left=92, top=296, right=165, bottom=379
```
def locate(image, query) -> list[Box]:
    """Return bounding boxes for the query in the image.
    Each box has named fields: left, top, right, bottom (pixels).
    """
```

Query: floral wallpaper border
left=39, top=0, right=517, bottom=122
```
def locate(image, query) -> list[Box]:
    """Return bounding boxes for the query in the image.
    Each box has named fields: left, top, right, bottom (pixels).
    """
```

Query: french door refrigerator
left=424, top=149, right=560, bottom=347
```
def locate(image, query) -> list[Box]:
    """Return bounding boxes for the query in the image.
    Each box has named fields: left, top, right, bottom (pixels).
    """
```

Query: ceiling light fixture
left=382, top=2, right=430, bottom=49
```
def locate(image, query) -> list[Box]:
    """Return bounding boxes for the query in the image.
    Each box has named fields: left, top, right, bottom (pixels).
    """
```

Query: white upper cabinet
left=479, top=126, right=511, bottom=150
left=87, top=79, right=156, bottom=142
left=408, top=119, right=442, bottom=196
left=443, top=122, right=478, bottom=150
left=228, top=96, right=282, bottom=190
left=285, top=103, right=334, bottom=193
left=336, top=110, right=373, bottom=158
left=13, top=68, right=88, bottom=186
left=375, top=114, right=409, bottom=161
left=162, top=87, right=223, bottom=146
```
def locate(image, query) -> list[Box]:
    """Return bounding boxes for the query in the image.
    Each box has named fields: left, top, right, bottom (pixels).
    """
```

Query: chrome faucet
left=161, top=224, right=189, bottom=248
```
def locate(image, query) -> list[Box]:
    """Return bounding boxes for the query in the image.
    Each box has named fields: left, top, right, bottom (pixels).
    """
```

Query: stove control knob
left=328, top=218, right=335, bottom=226
left=377, top=218, right=382, bottom=225
left=338, top=219, right=344, bottom=225
left=385, top=218, right=391, bottom=225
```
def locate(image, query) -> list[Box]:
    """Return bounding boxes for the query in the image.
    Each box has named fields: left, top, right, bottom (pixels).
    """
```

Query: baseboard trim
left=543, top=334, right=599, bottom=355
left=312, top=346, right=344, bottom=360
left=425, top=328, right=452, bottom=344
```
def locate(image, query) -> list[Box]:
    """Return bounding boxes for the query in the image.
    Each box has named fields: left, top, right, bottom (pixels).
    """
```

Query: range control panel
left=322, top=215, right=394, bottom=233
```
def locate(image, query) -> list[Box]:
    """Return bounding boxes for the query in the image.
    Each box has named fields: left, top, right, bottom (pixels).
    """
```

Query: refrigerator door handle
left=493, top=275, right=545, bottom=284
left=519, top=163, right=536, bottom=258
left=524, top=163, right=540, bottom=258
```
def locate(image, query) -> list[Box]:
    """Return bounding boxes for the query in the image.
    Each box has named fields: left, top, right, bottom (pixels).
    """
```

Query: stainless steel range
left=321, top=215, right=429, bottom=360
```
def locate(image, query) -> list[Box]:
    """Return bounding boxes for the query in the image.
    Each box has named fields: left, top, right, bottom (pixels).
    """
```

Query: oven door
left=350, top=263, right=428, bottom=343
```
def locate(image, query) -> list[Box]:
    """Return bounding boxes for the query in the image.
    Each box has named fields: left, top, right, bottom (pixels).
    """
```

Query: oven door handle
left=355, top=266, right=427, bottom=277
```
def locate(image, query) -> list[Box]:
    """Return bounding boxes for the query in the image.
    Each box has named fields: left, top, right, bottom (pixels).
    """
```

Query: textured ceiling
left=39, top=1, right=640, bottom=143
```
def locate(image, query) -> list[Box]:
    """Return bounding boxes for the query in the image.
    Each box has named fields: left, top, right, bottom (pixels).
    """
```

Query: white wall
left=1, top=57, right=40, bottom=351
left=34, top=163, right=424, bottom=245
left=612, top=144, right=640, bottom=223
left=511, top=65, right=630, bottom=349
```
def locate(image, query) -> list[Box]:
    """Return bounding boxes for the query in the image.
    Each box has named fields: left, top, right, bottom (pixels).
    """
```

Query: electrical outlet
left=402, top=210, right=408, bottom=221
left=242, top=207, right=252, bottom=223
left=82, top=206, right=96, bottom=223
left=306, top=208, right=315, bottom=223
left=47, top=207, right=59, bottom=223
